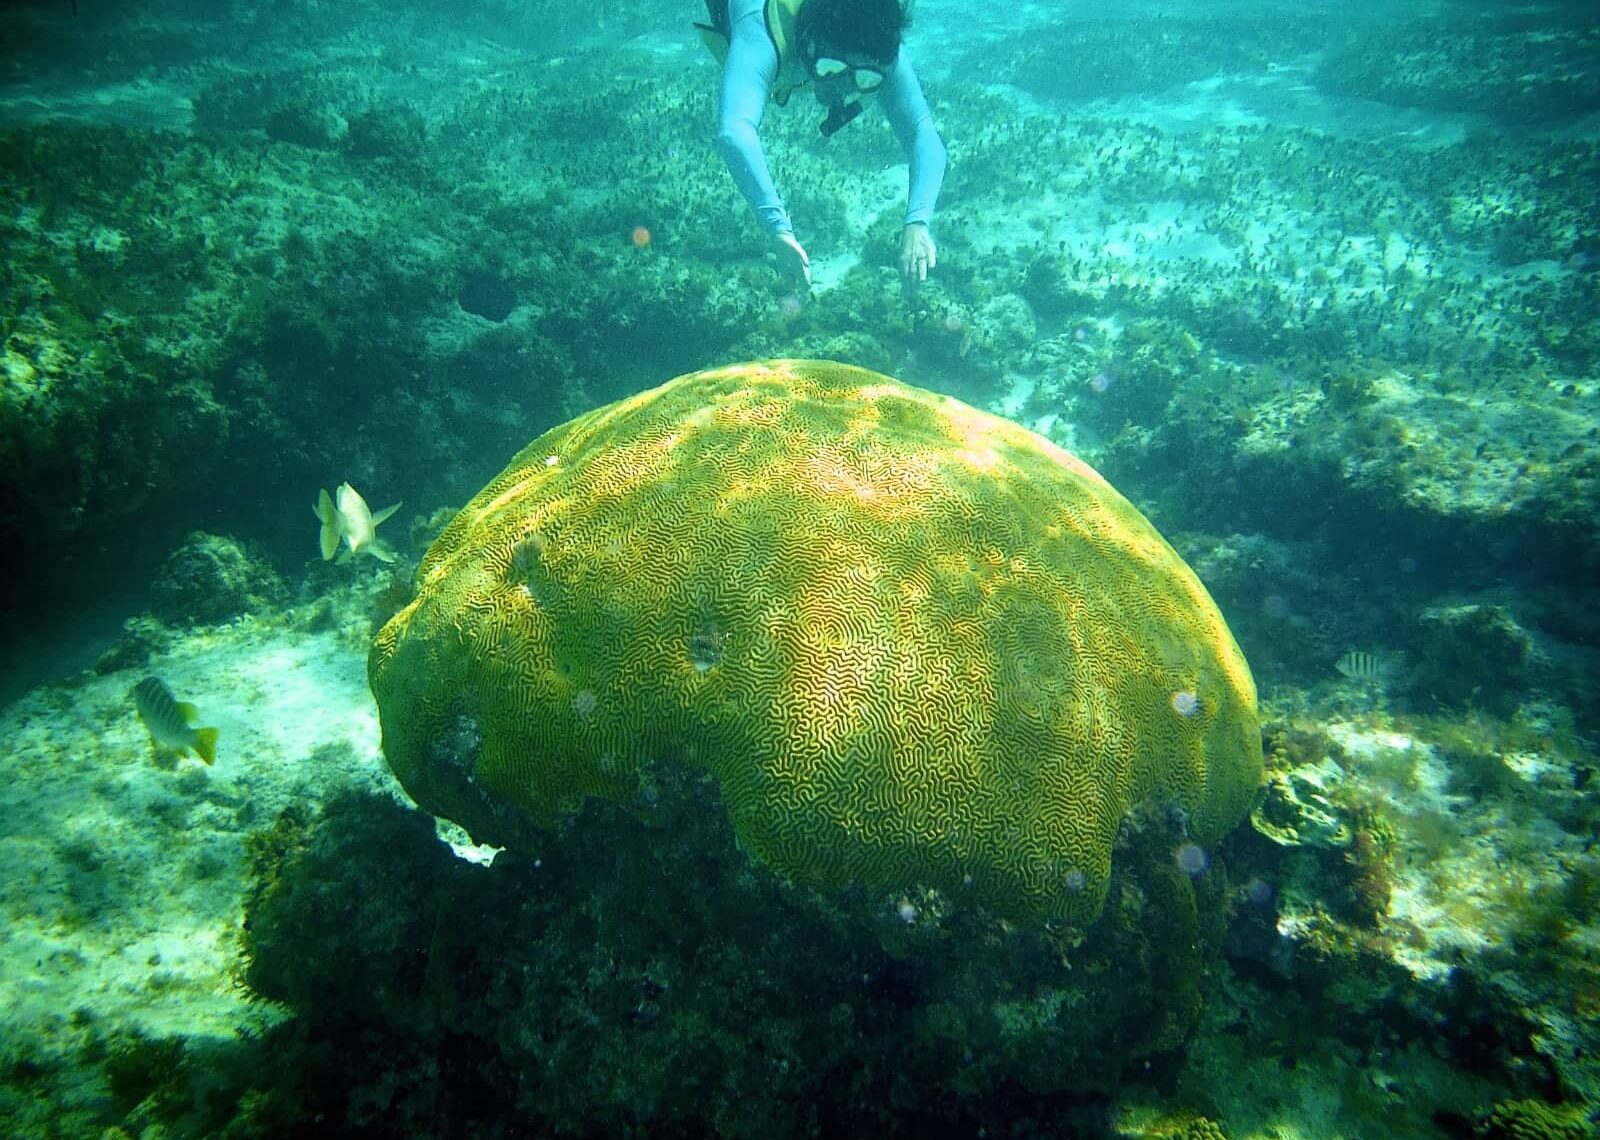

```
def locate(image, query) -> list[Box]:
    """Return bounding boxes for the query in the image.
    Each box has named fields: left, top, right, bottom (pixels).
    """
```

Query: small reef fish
left=132, top=677, right=219, bottom=765
left=1335, top=650, right=1399, bottom=681
left=315, top=482, right=401, bottom=563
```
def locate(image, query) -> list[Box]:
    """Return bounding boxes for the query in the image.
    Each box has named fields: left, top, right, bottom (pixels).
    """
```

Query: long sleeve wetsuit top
left=715, top=0, right=948, bottom=237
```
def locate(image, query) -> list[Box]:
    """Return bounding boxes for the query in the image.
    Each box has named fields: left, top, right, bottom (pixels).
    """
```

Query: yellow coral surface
left=369, top=360, right=1261, bottom=922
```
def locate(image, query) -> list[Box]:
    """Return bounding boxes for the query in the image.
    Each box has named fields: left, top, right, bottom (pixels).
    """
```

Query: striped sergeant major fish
left=132, top=677, right=219, bottom=766
left=1335, top=650, right=1400, bottom=682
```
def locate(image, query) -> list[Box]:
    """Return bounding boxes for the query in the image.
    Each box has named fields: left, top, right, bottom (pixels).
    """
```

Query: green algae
left=0, top=6, right=1598, bottom=1137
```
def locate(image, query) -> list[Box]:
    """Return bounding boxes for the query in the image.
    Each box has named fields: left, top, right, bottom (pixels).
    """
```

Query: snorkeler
left=696, top=0, right=947, bottom=291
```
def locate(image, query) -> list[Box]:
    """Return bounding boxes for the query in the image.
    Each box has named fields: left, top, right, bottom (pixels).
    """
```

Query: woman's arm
left=715, top=0, right=792, bottom=236
left=879, top=50, right=947, bottom=229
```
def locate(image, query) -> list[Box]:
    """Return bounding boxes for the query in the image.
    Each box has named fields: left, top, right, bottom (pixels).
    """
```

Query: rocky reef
left=0, top=1, right=1596, bottom=1137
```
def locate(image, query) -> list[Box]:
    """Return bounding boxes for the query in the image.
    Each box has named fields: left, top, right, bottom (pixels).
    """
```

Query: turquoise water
left=0, top=2, right=1595, bottom=1137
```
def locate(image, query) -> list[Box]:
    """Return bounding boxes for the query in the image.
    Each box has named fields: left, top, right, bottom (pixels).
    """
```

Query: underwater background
left=1, top=0, right=1597, bottom=1137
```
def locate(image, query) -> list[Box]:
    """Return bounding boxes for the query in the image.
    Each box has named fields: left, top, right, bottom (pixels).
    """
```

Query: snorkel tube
left=820, top=98, right=864, bottom=136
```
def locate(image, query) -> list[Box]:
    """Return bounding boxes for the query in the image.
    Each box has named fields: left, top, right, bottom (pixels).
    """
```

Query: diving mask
left=811, top=56, right=886, bottom=93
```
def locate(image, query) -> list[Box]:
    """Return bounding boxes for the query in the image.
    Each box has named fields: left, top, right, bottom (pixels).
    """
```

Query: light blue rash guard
left=714, top=0, right=948, bottom=238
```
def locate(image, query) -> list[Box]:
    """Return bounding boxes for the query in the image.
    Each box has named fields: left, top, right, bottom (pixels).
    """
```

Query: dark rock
left=265, top=101, right=344, bottom=150
left=1408, top=603, right=1534, bottom=714
left=458, top=269, right=519, bottom=322
left=93, top=614, right=175, bottom=675
left=344, top=106, right=426, bottom=159
left=148, top=532, right=285, bottom=626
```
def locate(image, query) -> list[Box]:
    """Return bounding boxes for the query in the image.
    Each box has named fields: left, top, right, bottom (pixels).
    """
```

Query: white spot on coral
left=1170, top=689, right=1201, bottom=717
left=1175, top=841, right=1208, bottom=876
left=689, top=628, right=726, bottom=672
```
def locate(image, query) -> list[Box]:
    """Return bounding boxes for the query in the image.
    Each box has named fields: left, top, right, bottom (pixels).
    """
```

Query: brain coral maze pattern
left=369, top=359, right=1261, bottom=924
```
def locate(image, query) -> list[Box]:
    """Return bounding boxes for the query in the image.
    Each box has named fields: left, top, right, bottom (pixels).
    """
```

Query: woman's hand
left=774, top=231, right=811, bottom=288
left=900, top=222, right=936, bottom=288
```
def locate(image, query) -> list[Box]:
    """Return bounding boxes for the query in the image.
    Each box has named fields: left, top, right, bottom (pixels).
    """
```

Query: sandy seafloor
left=1, top=611, right=385, bottom=1030
left=1, top=1, right=1598, bottom=1137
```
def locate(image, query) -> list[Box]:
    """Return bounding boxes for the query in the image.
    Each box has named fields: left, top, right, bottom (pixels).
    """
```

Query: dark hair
left=796, top=0, right=909, bottom=68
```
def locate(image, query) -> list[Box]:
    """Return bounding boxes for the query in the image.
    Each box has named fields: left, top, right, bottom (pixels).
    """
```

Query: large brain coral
left=369, top=360, right=1261, bottom=923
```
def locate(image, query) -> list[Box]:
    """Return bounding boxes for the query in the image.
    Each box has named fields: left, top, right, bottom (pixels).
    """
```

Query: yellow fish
left=315, top=482, right=401, bottom=563
left=132, top=677, right=219, bottom=765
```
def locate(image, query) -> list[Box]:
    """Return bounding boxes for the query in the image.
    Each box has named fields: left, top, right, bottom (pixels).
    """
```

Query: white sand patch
left=0, top=604, right=407, bottom=1044
left=0, top=78, right=196, bottom=132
